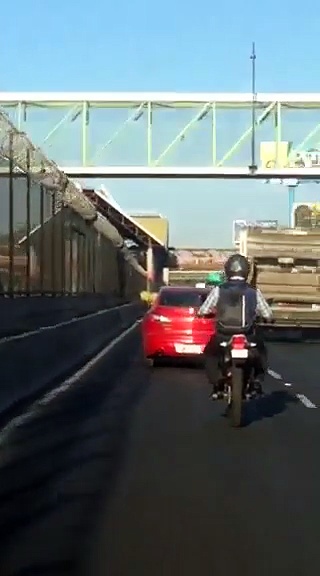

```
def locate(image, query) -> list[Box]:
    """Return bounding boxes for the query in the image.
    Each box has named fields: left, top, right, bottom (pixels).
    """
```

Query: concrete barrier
left=0, top=301, right=145, bottom=415
left=0, top=322, right=146, bottom=573
left=0, top=295, right=126, bottom=339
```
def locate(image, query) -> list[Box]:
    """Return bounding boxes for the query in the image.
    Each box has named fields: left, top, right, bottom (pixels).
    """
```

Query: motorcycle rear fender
left=220, top=347, right=256, bottom=367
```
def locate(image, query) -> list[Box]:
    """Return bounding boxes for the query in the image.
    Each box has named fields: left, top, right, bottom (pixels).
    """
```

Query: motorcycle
left=218, top=334, right=258, bottom=428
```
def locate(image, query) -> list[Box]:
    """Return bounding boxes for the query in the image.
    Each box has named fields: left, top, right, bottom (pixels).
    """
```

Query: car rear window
left=158, top=290, right=208, bottom=308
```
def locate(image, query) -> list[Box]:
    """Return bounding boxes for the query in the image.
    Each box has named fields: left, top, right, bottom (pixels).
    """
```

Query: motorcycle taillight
left=231, top=335, right=247, bottom=349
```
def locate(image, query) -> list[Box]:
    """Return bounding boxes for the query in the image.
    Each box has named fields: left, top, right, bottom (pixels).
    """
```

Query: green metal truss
left=2, top=96, right=320, bottom=169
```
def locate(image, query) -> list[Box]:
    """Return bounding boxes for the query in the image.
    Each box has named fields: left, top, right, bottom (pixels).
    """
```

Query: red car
left=142, top=285, right=215, bottom=364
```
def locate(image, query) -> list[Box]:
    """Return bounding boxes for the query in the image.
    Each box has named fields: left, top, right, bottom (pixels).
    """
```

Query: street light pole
left=249, top=42, right=257, bottom=172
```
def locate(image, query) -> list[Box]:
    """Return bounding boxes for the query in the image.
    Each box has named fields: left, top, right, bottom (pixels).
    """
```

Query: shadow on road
left=220, top=390, right=299, bottom=427
left=243, top=390, right=300, bottom=427
left=0, top=332, right=150, bottom=576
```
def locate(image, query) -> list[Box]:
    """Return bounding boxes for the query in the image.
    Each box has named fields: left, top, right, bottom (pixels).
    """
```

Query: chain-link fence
left=0, top=110, right=145, bottom=298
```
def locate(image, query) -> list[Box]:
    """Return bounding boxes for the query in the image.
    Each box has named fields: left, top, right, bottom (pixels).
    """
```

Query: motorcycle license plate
left=231, top=349, right=248, bottom=358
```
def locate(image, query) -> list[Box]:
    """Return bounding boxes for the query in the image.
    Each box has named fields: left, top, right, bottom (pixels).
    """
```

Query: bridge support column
left=153, top=246, right=169, bottom=291
left=146, top=245, right=154, bottom=291
left=146, top=245, right=168, bottom=291
left=162, top=266, right=169, bottom=285
left=288, top=185, right=296, bottom=227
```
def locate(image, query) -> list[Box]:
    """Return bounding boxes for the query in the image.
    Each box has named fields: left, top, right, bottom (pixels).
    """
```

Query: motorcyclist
left=197, top=253, right=273, bottom=399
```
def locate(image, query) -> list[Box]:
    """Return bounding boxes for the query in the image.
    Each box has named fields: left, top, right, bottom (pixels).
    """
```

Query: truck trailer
left=239, top=227, right=320, bottom=327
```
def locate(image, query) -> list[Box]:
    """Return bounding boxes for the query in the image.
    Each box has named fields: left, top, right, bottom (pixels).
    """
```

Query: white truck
left=239, top=227, right=320, bottom=327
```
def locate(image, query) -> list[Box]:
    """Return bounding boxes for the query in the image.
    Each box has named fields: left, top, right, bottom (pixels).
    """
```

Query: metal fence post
left=39, top=179, right=45, bottom=294
left=60, top=203, right=66, bottom=293
left=25, top=147, right=31, bottom=294
left=8, top=133, right=14, bottom=297
left=51, top=191, right=56, bottom=293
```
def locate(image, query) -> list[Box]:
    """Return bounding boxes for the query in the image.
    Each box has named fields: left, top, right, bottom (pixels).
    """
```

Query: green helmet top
left=205, top=271, right=225, bottom=286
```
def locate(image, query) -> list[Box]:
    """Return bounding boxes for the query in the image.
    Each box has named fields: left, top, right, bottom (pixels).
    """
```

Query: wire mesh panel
left=0, top=108, right=146, bottom=301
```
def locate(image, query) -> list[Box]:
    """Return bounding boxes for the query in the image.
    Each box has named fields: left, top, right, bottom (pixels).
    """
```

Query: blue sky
left=1, top=0, right=320, bottom=246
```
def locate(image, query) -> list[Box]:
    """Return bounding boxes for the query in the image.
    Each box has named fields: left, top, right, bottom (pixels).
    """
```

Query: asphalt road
left=83, top=341, right=320, bottom=576
left=1, top=335, right=319, bottom=576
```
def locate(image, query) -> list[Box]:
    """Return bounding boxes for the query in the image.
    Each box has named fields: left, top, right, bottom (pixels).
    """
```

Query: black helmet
left=224, top=253, right=250, bottom=280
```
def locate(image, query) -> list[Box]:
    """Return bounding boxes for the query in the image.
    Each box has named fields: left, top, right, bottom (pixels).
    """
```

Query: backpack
left=216, top=281, right=257, bottom=335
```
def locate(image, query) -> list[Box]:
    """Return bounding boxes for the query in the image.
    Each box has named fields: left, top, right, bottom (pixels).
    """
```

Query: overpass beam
left=288, top=121, right=320, bottom=162
left=91, top=102, right=147, bottom=164
left=211, top=102, right=217, bottom=165
left=275, top=101, right=282, bottom=167
left=217, top=101, right=276, bottom=166
left=41, top=105, right=82, bottom=146
left=82, top=101, right=89, bottom=166
left=7, top=92, right=320, bottom=175
left=153, top=103, right=212, bottom=166
left=147, top=101, right=152, bottom=165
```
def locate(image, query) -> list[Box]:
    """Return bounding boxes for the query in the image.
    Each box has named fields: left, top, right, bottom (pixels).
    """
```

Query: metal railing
left=0, top=110, right=145, bottom=298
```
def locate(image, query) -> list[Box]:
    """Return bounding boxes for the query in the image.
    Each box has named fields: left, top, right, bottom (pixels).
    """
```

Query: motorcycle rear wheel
left=230, top=365, right=243, bottom=428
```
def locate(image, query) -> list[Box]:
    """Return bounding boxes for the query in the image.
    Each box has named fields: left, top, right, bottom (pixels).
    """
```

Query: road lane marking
left=295, top=394, right=317, bottom=409
left=267, top=369, right=282, bottom=380
left=268, top=368, right=317, bottom=408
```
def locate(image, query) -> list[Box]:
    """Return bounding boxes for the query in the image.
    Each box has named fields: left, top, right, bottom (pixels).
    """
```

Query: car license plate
left=231, top=349, right=248, bottom=358
left=174, top=344, right=202, bottom=354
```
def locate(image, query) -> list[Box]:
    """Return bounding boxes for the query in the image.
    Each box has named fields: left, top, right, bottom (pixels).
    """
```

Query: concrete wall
left=0, top=301, right=145, bottom=417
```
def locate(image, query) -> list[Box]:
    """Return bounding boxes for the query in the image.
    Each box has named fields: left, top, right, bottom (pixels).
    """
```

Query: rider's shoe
left=252, top=379, right=264, bottom=395
left=210, top=386, right=220, bottom=400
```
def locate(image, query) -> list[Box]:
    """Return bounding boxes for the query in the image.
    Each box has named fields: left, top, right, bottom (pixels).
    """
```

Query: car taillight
left=149, top=313, right=171, bottom=323
left=231, top=335, right=247, bottom=349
